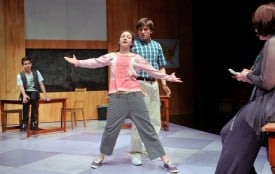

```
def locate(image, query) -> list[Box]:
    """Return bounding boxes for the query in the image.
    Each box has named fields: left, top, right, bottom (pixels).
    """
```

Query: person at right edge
left=215, top=2, right=275, bottom=174
left=128, top=17, right=172, bottom=166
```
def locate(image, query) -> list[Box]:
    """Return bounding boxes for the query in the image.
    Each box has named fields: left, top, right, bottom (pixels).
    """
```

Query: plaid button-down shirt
left=131, top=38, right=167, bottom=78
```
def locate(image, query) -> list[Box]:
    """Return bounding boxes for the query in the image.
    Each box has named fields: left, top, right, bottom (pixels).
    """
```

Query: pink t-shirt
left=109, top=54, right=140, bottom=93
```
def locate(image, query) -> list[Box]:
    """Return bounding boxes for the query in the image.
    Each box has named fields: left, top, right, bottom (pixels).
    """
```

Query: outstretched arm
left=64, top=54, right=112, bottom=68
left=133, top=56, right=183, bottom=83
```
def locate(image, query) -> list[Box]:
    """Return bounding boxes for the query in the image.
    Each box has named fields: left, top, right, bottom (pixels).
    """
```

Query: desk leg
left=26, top=123, right=30, bottom=137
left=61, top=109, right=64, bottom=128
left=164, top=100, right=169, bottom=131
left=1, top=103, right=4, bottom=132
left=37, top=104, right=40, bottom=128
left=62, top=100, right=66, bottom=132
left=160, top=99, right=169, bottom=131
left=61, top=109, right=66, bottom=131
left=1, top=113, right=7, bottom=132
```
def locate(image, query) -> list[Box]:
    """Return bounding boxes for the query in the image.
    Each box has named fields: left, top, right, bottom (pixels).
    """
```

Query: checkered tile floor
left=0, top=121, right=272, bottom=174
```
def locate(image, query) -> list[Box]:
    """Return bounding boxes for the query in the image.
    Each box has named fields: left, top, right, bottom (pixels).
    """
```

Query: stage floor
left=0, top=120, right=272, bottom=174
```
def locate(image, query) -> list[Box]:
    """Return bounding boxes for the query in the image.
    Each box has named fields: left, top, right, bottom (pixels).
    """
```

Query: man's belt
left=136, top=77, right=156, bottom=82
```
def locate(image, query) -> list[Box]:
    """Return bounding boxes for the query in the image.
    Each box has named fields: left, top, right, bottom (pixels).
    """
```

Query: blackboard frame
left=26, top=49, right=108, bottom=92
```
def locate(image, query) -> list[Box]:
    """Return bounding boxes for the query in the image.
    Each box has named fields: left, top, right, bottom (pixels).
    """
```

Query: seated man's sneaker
left=20, top=123, right=27, bottom=131
left=30, top=121, right=38, bottom=130
left=91, top=159, right=103, bottom=169
left=163, top=161, right=178, bottom=173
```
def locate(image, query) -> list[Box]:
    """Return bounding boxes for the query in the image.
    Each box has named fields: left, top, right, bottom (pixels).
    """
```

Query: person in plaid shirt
left=129, top=17, right=172, bottom=166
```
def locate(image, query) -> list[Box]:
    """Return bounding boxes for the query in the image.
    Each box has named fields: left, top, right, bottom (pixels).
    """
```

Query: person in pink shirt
left=64, top=30, right=182, bottom=173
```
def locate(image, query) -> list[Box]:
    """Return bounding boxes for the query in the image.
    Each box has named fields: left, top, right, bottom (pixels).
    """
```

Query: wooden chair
left=262, top=122, right=275, bottom=174
left=61, top=88, right=86, bottom=128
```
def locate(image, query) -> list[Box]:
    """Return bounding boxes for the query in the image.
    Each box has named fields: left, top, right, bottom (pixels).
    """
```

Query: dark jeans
left=21, top=91, right=40, bottom=124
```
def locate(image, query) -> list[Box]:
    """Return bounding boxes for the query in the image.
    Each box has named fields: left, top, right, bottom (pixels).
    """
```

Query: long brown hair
left=117, top=30, right=135, bottom=51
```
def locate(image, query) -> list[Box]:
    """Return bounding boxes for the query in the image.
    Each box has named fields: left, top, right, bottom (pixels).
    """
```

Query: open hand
left=64, top=54, right=77, bottom=65
left=169, top=72, right=183, bottom=83
left=44, top=96, right=51, bottom=101
left=22, top=95, right=30, bottom=103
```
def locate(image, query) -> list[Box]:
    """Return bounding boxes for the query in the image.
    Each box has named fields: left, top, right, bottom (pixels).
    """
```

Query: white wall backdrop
left=24, top=0, right=106, bottom=40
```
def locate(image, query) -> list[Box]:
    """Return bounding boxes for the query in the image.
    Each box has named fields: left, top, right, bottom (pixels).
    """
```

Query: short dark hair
left=135, top=17, right=154, bottom=31
left=252, top=2, right=275, bottom=36
left=21, top=56, right=32, bottom=65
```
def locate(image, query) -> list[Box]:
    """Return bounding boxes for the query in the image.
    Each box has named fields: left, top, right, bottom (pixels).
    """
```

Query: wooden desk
left=0, top=98, right=67, bottom=137
left=262, top=122, right=275, bottom=174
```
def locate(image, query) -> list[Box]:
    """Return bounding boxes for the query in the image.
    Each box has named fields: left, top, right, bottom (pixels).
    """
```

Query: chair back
left=74, top=88, right=87, bottom=108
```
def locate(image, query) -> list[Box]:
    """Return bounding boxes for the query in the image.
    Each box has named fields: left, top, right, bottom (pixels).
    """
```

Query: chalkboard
left=26, top=49, right=108, bottom=92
